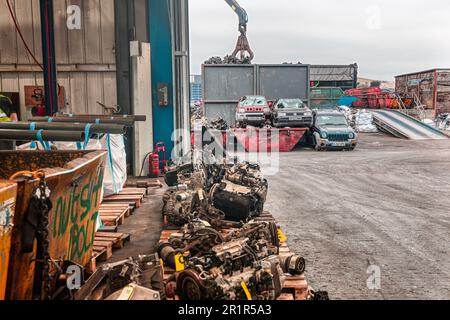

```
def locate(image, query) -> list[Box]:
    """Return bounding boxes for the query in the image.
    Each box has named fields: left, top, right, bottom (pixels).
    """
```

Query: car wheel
left=313, top=133, right=322, bottom=151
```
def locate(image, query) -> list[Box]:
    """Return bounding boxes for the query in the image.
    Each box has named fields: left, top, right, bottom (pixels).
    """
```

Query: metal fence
left=202, top=64, right=310, bottom=125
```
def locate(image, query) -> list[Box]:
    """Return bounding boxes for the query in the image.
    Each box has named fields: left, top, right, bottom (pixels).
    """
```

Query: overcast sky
left=189, top=0, right=450, bottom=81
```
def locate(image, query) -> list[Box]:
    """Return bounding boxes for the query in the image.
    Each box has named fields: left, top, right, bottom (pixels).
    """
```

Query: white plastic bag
left=354, top=110, right=378, bottom=133
left=100, top=134, right=127, bottom=197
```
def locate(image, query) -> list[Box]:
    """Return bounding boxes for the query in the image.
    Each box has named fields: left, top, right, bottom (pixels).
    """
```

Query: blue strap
left=29, top=122, right=37, bottom=149
left=82, top=123, right=93, bottom=150
left=36, top=130, right=51, bottom=151
left=106, top=133, right=118, bottom=194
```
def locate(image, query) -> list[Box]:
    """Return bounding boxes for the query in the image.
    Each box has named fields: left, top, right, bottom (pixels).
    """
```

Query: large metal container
left=395, top=69, right=450, bottom=116
left=310, top=87, right=344, bottom=110
left=202, top=64, right=310, bottom=125
left=0, top=181, right=17, bottom=300
left=0, top=150, right=107, bottom=300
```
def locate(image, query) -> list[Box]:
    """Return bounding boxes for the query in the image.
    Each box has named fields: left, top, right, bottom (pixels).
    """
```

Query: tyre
left=313, top=133, right=322, bottom=151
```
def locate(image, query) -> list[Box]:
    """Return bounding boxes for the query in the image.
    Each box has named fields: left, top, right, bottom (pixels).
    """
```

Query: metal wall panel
left=0, top=0, right=117, bottom=119
left=258, top=65, right=309, bottom=101
left=203, top=65, right=256, bottom=101
left=204, top=103, right=237, bottom=125
left=436, top=70, right=450, bottom=114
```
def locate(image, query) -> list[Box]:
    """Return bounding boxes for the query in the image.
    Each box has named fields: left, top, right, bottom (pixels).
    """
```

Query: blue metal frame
left=148, top=0, right=175, bottom=153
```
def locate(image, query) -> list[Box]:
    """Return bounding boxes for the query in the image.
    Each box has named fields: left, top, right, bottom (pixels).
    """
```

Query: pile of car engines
left=163, top=162, right=268, bottom=227
left=157, top=161, right=308, bottom=300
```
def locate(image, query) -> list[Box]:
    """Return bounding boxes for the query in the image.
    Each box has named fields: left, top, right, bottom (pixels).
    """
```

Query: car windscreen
left=316, top=115, right=348, bottom=126
left=240, top=97, right=267, bottom=107
left=276, top=99, right=305, bottom=109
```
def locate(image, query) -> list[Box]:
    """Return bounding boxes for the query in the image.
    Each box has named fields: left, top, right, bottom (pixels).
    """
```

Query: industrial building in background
left=0, top=0, right=191, bottom=175
left=395, top=69, right=450, bottom=117
left=190, top=75, right=202, bottom=103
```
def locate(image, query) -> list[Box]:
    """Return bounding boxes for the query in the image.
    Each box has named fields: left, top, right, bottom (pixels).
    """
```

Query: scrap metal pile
left=156, top=161, right=323, bottom=301
left=204, top=55, right=252, bottom=65
left=162, top=162, right=268, bottom=227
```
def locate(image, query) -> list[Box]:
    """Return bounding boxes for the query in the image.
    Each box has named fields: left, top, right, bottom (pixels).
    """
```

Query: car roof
left=314, top=110, right=345, bottom=116
left=276, top=98, right=303, bottom=102
left=244, top=95, right=266, bottom=99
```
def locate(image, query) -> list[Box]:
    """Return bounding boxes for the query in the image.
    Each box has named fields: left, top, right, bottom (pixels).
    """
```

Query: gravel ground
left=265, top=133, right=450, bottom=300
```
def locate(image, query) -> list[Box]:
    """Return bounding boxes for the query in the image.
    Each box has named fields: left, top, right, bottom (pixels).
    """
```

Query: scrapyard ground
left=106, top=133, right=449, bottom=300
left=266, top=133, right=450, bottom=299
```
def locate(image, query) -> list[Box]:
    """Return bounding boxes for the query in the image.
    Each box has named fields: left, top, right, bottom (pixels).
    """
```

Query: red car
left=235, top=95, right=271, bottom=128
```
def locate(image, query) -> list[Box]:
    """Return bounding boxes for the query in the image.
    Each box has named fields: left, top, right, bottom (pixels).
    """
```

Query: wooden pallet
left=102, top=188, right=146, bottom=208
left=99, top=204, right=130, bottom=227
left=88, top=232, right=131, bottom=272
left=126, top=179, right=163, bottom=190
left=118, top=187, right=148, bottom=197
left=102, top=194, right=143, bottom=208
left=158, top=211, right=311, bottom=301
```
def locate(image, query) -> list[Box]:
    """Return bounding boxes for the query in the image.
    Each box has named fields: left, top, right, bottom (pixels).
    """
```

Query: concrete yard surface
left=266, top=133, right=450, bottom=300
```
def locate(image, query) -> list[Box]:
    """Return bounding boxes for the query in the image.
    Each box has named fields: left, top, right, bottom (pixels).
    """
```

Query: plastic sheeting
left=100, top=134, right=127, bottom=197
left=17, top=135, right=127, bottom=196
left=354, top=109, right=378, bottom=133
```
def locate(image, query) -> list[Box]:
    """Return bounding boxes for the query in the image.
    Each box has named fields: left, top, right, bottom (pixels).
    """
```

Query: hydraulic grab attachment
left=224, top=0, right=254, bottom=62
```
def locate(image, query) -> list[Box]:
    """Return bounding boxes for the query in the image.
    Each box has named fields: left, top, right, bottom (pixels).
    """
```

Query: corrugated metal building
left=0, top=0, right=117, bottom=119
left=310, top=64, right=358, bottom=91
left=395, top=69, right=450, bottom=116
left=0, top=0, right=190, bottom=172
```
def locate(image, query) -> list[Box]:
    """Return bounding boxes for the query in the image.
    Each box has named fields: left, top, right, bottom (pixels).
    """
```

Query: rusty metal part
left=32, top=172, right=53, bottom=300
left=0, top=181, right=17, bottom=300
left=0, top=122, right=126, bottom=135
left=29, top=115, right=145, bottom=126
left=126, top=180, right=163, bottom=188
left=156, top=242, right=178, bottom=269
left=54, top=114, right=147, bottom=122
left=309, top=288, right=330, bottom=300
left=230, top=30, right=254, bottom=62
left=279, top=254, right=306, bottom=276
left=0, top=150, right=107, bottom=300
left=176, top=269, right=204, bottom=300
left=176, top=255, right=285, bottom=300
left=0, top=129, right=85, bottom=142
left=75, top=254, right=164, bottom=300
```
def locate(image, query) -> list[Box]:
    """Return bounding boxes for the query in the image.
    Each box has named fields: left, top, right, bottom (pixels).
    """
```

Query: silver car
left=272, top=99, right=313, bottom=128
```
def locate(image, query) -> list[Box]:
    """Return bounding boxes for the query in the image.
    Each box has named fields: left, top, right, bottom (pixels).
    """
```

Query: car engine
left=156, top=220, right=306, bottom=300
left=210, top=162, right=268, bottom=221
left=176, top=255, right=285, bottom=300
left=162, top=162, right=268, bottom=226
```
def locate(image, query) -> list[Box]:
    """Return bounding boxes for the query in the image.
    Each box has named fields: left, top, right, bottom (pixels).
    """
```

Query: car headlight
left=278, top=113, right=287, bottom=117
left=349, top=132, right=355, bottom=139
left=321, top=132, right=328, bottom=139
